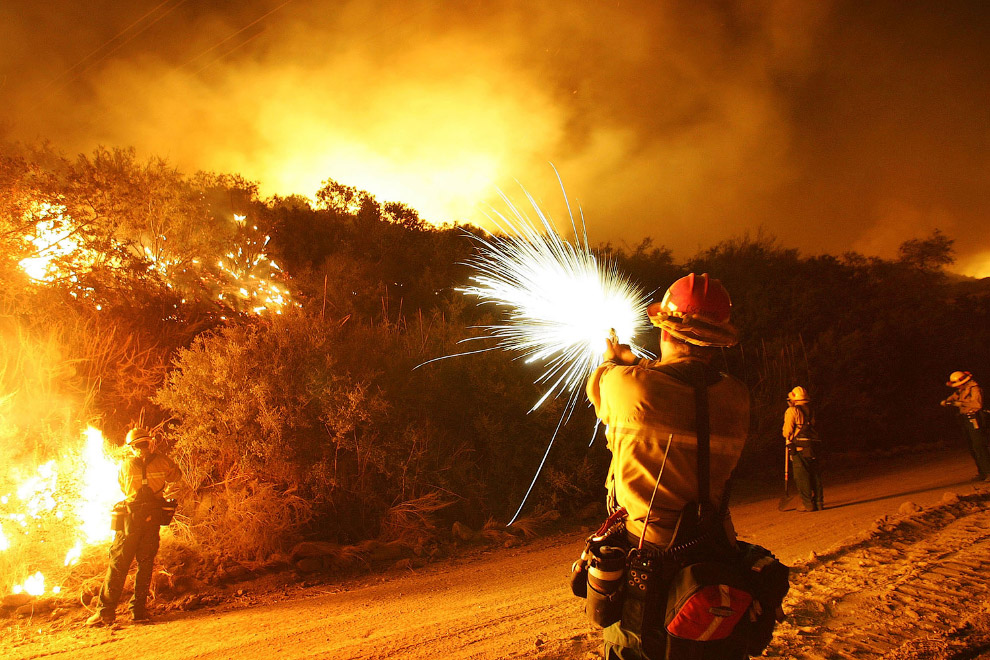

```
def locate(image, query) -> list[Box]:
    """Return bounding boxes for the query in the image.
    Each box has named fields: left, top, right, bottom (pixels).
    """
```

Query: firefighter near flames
left=86, top=427, right=182, bottom=627
left=782, top=386, right=824, bottom=512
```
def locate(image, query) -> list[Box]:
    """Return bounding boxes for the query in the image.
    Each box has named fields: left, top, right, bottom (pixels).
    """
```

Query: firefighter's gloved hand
left=603, top=337, right=637, bottom=365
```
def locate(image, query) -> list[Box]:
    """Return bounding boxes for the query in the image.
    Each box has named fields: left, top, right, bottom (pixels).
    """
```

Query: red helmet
left=647, top=273, right=738, bottom=347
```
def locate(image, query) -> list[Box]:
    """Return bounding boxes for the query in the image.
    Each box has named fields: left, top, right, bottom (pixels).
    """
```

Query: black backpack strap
left=138, top=453, right=165, bottom=496
left=695, top=383, right=711, bottom=510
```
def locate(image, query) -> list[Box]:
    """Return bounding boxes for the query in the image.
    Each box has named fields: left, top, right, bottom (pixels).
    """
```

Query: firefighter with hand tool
left=783, top=386, right=824, bottom=511
left=941, top=371, right=990, bottom=481
left=586, top=273, right=771, bottom=660
left=86, top=426, right=182, bottom=627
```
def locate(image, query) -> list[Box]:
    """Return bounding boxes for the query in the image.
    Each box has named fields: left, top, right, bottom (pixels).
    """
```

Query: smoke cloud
left=2, top=1, right=988, bottom=272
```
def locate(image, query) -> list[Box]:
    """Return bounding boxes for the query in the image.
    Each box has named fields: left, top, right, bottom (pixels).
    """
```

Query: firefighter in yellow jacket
left=586, top=273, right=751, bottom=660
left=783, top=386, right=823, bottom=511
left=87, top=427, right=182, bottom=627
left=941, top=371, right=990, bottom=480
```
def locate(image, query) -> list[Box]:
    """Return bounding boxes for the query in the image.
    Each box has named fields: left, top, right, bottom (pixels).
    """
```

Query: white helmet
left=947, top=371, right=972, bottom=388
left=125, top=427, right=152, bottom=447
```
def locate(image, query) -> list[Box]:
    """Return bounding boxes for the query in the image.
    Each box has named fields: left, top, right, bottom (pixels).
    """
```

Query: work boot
left=86, top=611, right=114, bottom=627
left=131, top=608, right=152, bottom=623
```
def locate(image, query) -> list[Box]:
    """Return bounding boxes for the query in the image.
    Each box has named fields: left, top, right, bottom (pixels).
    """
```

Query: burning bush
left=0, top=311, right=127, bottom=598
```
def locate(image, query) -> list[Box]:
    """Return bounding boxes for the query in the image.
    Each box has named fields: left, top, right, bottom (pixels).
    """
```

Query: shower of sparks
left=422, top=174, right=652, bottom=524
left=462, top=191, right=651, bottom=412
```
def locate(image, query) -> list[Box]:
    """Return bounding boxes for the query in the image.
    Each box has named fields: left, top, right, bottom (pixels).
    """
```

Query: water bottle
left=585, top=545, right=626, bottom=627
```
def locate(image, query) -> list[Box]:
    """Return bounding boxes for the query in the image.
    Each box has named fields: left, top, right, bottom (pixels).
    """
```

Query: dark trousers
left=95, top=521, right=160, bottom=618
left=962, top=419, right=990, bottom=477
left=791, top=451, right=823, bottom=511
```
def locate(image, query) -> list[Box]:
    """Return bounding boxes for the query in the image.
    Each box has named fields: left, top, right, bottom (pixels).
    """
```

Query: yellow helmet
left=787, top=386, right=810, bottom=403
left=947, top=371, right=972, bottom=388
left=125, top=427, right=153, bottom=447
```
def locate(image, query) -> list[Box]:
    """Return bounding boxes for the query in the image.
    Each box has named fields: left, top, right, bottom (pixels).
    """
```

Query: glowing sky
left=2, top=1, right=988, bottom=274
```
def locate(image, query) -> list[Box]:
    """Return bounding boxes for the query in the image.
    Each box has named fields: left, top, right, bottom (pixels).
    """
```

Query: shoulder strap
left=139, top=454, right=164, bottom=495
left=695, top=382, right=711, bottom=509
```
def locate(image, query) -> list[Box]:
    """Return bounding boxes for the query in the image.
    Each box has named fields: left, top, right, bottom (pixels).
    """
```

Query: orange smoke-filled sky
left=2, top=1, right=988, bottom=273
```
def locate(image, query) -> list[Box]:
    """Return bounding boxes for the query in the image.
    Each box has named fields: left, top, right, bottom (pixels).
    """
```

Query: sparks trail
left=418, top=173, right=652, bottom=524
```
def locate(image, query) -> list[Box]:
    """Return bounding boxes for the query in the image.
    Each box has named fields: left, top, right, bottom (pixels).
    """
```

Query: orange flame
left=1, top=426, right=122, bottom=597
left=17, top=201, right=294, bottom=316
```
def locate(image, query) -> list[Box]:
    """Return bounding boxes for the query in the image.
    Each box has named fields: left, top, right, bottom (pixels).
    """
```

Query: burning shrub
left=0, top=303, right=144, bottom=598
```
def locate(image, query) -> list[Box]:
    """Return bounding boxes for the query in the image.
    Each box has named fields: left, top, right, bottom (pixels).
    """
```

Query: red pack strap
left=593, top=506, right=628, bottom=539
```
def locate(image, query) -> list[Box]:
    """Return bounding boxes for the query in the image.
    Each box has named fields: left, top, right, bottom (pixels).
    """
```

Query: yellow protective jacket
left=945, top=381, right=984, bottom=416
left=587, top=357, right=750, bottom=546
left=119, top=453, right=182, bottom=501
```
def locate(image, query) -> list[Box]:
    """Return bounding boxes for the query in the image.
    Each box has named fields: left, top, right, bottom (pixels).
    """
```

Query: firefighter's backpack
left=662, top=375, right=790, bottom=658
left=125, top=454, right=176, bottom=527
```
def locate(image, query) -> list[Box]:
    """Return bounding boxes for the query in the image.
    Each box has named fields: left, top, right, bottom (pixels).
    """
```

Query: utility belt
left=111, top=497, right=177, bottom=532
left=963, top=410, right=989, bottom=430
left=572, top=504, right=736, bottom=624
left=572, top=507, right=788, bottom=658
left=789, top=438, right=821, bottom=460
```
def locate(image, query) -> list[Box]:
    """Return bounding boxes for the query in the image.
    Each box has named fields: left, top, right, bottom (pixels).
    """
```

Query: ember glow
left=213, top=216, right=291, bottom=315
left=17, top=202, right=293, bottom=316
left=0, top=426, right=122, bottom=597
left=18, top=202, right=102, bottom=283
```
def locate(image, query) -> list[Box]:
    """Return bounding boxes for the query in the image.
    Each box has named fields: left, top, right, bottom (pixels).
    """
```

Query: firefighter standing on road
left=783, top=386, right=823, bottom=511
left=941, top=371, right=990, bottom=481
left=87, top=427, right=182, bottom=627
left=586, top=273, right=752, bottom=659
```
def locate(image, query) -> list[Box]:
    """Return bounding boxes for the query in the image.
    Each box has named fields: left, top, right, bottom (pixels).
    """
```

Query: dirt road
left=5, top=448, right=990, bottom=660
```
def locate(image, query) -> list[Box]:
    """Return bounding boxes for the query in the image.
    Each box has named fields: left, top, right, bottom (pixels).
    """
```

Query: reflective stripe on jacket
left=119, top=453, right=182, bottom=501
left=586, top=357, right=750, bottom=546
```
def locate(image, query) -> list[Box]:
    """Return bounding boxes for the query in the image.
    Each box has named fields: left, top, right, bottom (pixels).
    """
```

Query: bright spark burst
left=461, top=189, right=651, bottom=412
left=423, top=174, right=651, bottom=524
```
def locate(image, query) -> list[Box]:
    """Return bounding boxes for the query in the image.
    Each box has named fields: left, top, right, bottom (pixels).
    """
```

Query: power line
left=32, top=0, right=188, bottom=106
left=181, top=0, right=296, bottom=72
left=192, top=29, right=267, bottom=76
